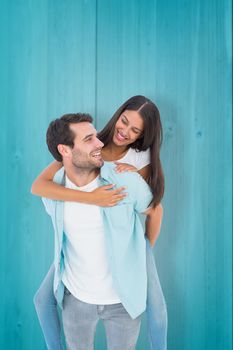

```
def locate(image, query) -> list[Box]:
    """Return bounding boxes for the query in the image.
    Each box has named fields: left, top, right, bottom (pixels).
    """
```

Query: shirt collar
left=53, top=167, right=66, bottom=185
left=99, top=162, right=115, bottom=182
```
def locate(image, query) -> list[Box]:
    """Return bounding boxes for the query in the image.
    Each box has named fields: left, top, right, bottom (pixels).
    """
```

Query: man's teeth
left=92, top=151, right=101, bottom=157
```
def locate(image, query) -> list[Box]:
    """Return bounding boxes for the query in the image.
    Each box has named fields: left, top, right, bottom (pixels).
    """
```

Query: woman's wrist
left=82, top=191, right=94, bottom=204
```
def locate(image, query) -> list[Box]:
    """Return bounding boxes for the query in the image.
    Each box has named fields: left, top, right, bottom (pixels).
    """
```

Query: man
left=42, top=113, right=156, bottom=350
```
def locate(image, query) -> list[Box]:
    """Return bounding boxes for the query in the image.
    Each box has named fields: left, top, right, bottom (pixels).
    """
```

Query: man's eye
left=85, top=137, right=92, bottom=142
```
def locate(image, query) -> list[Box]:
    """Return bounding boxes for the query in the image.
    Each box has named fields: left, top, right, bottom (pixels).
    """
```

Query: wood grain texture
left=0, top=0, right=231, bottom=349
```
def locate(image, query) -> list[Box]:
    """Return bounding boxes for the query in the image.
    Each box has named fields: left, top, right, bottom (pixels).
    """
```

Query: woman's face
left=113, top=110, right=144, bottom=147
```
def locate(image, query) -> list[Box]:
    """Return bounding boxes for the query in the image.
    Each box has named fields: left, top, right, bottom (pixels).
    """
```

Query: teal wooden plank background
left=0, top=0, right=232, bottom=349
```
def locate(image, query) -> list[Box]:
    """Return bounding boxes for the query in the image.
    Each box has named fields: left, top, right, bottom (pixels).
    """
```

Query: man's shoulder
left=101, top=162, right=149, bottom=191
left=42, top=167, right=65, bottom=216
left=53, top=167, right=65, bottom=185
left=101, top=162, right=142, bottom=182
left=101, top=162, right=152, bottom=213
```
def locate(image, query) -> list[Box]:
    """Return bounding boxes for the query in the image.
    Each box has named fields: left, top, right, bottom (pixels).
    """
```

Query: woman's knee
left=33, top=285, right=57, bottom=310
left=156, top=301, right=168, bottom=329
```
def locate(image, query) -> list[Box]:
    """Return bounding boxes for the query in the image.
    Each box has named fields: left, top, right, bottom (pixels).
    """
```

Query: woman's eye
left=121, top=117, right=127, bottom=124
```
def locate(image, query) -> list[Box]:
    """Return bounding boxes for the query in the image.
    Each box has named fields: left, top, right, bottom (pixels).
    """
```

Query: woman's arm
left=31, top=161, right=126, bottom=206
left=144, top=204, right=163, bottom=247
left=31, top=161, right=63, bottom=196
left=138, top=165, right=150, bottom=181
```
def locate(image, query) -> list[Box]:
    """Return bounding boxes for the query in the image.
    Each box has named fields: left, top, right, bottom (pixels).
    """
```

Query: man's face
left=68, top=122, right=104, bottom=169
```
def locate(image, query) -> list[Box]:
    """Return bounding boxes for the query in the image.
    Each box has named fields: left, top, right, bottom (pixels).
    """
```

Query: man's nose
left=96, top=138, right=104, bottom=148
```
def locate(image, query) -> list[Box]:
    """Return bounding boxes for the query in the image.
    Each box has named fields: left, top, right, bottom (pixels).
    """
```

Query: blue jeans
left=34, top=264, right=63, bottom=350
left=34, top=241, right=167, bottom=350
left=62, top=288, right=141, bottom=350
left=145, top=240, right=167, bottom=350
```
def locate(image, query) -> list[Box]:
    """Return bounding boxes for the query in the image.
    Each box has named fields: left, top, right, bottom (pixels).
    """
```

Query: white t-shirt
left=113, top=147, right=150, bottom=170
left=62, top=175, right=120, bottom=305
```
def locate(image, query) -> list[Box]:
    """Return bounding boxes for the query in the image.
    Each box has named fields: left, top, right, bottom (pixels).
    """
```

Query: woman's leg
left=33, top=264, right=63, bottom=350
left=146, top=239, right=168, bottom=350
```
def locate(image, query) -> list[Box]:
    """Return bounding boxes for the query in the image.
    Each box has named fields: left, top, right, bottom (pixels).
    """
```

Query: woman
left=32, top=95, right=167, bottom=350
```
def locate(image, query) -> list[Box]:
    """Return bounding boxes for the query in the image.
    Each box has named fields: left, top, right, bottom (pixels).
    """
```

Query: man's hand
left=90, top=185, right=127, bottom=207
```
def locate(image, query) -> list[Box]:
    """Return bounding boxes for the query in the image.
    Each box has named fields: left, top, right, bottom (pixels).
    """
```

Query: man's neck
left=64, top=166, right=100, bottom=187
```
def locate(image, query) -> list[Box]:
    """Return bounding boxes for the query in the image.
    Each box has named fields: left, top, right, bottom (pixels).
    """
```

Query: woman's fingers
left=112, top=186, right=126, bottom=194
left=101, top=184, right=116, bottom=190
left=114, top=162, right=137, bottom=173
left=108, top=193, right=128, bottom=207
left=105, top=187, right=127, bottom=206
left=92, top=185, right=127, bottom=206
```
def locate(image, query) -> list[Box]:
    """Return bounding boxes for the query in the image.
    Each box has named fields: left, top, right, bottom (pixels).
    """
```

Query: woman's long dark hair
left=98, top=95, right=164, bottom=207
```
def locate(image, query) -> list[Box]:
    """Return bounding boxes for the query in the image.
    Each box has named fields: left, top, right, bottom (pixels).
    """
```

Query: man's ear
left=57, top=144, right=71, bottom=158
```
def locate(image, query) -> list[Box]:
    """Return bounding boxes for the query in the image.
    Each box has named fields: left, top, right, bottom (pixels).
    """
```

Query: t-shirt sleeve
left=133, top=149, right=150, bottom=170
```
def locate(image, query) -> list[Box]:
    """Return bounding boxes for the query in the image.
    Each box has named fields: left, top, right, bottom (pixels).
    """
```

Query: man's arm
left=42, top=197, right=55, bottom=217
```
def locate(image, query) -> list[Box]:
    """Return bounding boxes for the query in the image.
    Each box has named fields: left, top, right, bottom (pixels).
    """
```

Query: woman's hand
left=90, top=184, right=127, bottom=207
left=31, top=161, right=127, bottom=206
left=114, top=162, right=138, bottom=173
